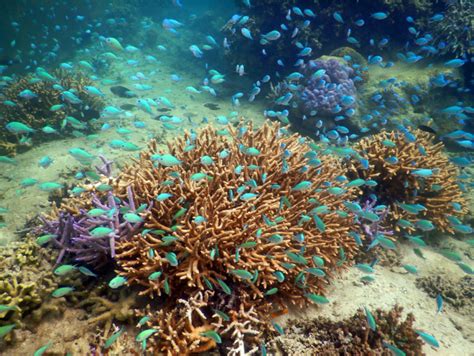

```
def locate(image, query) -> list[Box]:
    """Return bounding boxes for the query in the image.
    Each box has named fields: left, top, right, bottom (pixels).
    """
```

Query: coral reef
left=39, top=121, right=363, bottom=353
left=0, top=69, right=104, bottom=154
left=112, top=122, right=362, bottom=352
left=345, top=129, right=468, bottom=235
left=269, top=305, right=424, bottom=355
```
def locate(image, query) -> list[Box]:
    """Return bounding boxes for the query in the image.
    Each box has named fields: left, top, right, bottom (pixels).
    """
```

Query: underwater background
left=0, top=0, right=473, bottom=354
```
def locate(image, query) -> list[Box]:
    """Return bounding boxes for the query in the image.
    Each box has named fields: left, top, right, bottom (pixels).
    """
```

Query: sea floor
left=0, top=56, right=473, bottom=355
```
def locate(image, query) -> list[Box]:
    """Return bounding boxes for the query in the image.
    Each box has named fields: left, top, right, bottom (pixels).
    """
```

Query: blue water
left=0, top=0, right=472, bottom=354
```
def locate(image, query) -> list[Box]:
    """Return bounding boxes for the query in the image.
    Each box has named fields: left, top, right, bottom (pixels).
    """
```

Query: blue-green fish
left=38, top=182, right=64, bottom=192
left=364, top=306, right=376, bottom=331
left=152, top=154, right=182, bottom=167
left=109, top=275, right=127, bottom=288
left=69, top=148, right=95, bottom=164
left=6, top=121, right=35, bottom=134
left=292, top=181, right=312, bottom=191
left=0, top=324, right=16, bottom=338
left=52, top=287, right=74, bottom=298
left=414, top=330, right=439, bottom=348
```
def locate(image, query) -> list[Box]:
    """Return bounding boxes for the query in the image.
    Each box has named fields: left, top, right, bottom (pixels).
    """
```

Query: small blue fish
left=333, top=11, right=344, bottom=23
left=444, top=59, right=465, bottom=68
left=436, top=294, right=443, bottom=314
left=414, top=330, right=440, bottom=348
left=371, top=12, right=388, bottom=20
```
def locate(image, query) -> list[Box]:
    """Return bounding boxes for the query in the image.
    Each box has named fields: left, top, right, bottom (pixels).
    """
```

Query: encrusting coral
left=39, top=121, right=363, bottom=354
left=0, top=68, right=104, bottom=154
left=345, top=129, right=468, bottom=235
left=0, top=237, right=58, bottom=328
left=269, top=305, right=424, bottom=355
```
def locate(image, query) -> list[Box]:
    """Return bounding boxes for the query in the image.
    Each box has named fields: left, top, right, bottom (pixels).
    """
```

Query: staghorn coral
left=39, top=187, right=147, bottom=268
left=110, top=122, right=362, bottom=353
left=138, top=290, right=220, bottom=355
left=270, top=305, right=424, bottom=355
left=138, top=290, right=267, bottom=355
left=41, top=121, right=362, bottom=353
left=0, top=69, right=104, bottom=154
left=114, top=122, right=360, bottom=301
left=345, top=129, right=468, bottom=235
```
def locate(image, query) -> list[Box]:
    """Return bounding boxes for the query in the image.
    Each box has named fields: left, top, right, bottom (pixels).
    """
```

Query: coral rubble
left=270, top=305, right=424, bottom=355
left=416, top=275, right=473, bottom=313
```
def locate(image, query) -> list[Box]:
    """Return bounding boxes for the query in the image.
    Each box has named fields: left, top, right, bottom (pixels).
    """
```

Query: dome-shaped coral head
left=298, top=57, right=357, bottom=117
left=345, top=129, right=468, bottom=236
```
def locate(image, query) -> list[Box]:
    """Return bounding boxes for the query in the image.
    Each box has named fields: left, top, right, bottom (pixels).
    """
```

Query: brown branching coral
left=0, top=69, right=104, bottom=154
left=138, top=291, right=218, bottom=355
left=115, top=122, right=360, bottom=302
left=345, top=129, right=467, bottom=235
left=79, top=290, right=137, bottom=332
left=270, top=305, right=424, bottom=355
left=106, top=121, right=362, bottom=352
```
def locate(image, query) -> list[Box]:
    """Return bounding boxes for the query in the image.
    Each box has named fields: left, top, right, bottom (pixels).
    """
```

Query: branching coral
left=79, top=290, right=137, bottom=332
left=345, top=129, right=468, bottom=235
left=114, top=123, right=359, bottom=297
left=39, top=187, right=147, bottom=267
left=270, top=305, right=424, bottom=355
left=0, top=69, right=104, bottom=154
left=110, top=122, right=362, bottom=352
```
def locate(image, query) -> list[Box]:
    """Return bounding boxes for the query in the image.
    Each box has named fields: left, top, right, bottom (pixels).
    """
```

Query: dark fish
left=110, top=85, right=136, bottom=98
left=204, top=103, right=220, bottom=110
left=418, top=125, right=437, bottom=135
left=157, top=108, right=171, bottom=112
left=120, top=104, right=136, bottom=110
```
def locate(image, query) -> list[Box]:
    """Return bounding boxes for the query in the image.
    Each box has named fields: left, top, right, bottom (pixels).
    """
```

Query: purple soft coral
left=298, top=58, right=356, bottom=116
left=358, top=197, right=393, bottom=243
left=38, top=185, right=150, bottom=268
